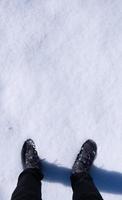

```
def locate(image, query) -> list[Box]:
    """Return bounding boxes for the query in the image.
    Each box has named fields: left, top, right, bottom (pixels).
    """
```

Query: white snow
left=0, top=0, right=122, bottom=199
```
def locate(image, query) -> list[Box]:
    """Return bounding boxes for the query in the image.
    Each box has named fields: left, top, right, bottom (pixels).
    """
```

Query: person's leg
left=70, top=172, right=103, bottom=200
left=71, top=139, right=103, bottom=200
left=11, top=139, right=44, bottom=200
left=11, top=168, right=43, bottom=200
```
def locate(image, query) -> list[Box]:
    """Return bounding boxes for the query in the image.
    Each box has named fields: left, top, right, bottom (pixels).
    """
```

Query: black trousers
left=11, top=169, right=103, bottom=200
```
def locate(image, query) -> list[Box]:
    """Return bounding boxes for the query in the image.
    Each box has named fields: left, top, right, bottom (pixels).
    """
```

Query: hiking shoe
left=21, top=139, right=40, bottom=169
left=72, top=139, right=97, bottom=174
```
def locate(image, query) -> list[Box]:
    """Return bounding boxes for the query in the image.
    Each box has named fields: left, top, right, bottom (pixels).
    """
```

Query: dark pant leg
left=11, top=168, right=43, bottom=200
left=70, top=172, right=103, bottom=200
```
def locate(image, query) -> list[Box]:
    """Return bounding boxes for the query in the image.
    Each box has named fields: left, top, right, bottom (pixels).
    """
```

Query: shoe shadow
left=42, top=160, right=122, bottom=194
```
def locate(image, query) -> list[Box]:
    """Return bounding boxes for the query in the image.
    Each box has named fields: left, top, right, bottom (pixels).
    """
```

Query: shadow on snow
left=41, top=160, right=122, bottom=194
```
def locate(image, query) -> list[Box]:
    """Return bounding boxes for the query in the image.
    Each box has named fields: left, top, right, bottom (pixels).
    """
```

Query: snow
left=0, top=0, right=122, bottom=199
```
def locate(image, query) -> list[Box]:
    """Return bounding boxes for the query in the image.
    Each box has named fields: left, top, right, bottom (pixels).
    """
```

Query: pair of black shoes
left=22, top=139, right=97, bottom=175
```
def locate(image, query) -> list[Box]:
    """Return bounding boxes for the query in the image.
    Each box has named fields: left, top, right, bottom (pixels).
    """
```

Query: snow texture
left=0, top=0, right=122, bottom=200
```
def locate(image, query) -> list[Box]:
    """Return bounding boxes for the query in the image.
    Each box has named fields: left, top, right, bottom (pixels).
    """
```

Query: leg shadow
left=91, top=166, right=122, bottom=194
left=42, top=160, right=122, bottom=194
left=41, top=160, right=71, bottom=186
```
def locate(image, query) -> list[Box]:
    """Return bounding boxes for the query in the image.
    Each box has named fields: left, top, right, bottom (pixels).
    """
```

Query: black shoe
left=72, top=139, right=97, bottom=174
left=21, top=139, right=40, bottom=169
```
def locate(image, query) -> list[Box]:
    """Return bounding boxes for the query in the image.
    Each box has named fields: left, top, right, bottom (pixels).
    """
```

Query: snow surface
left=0, top=0, right=122, bottom=199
